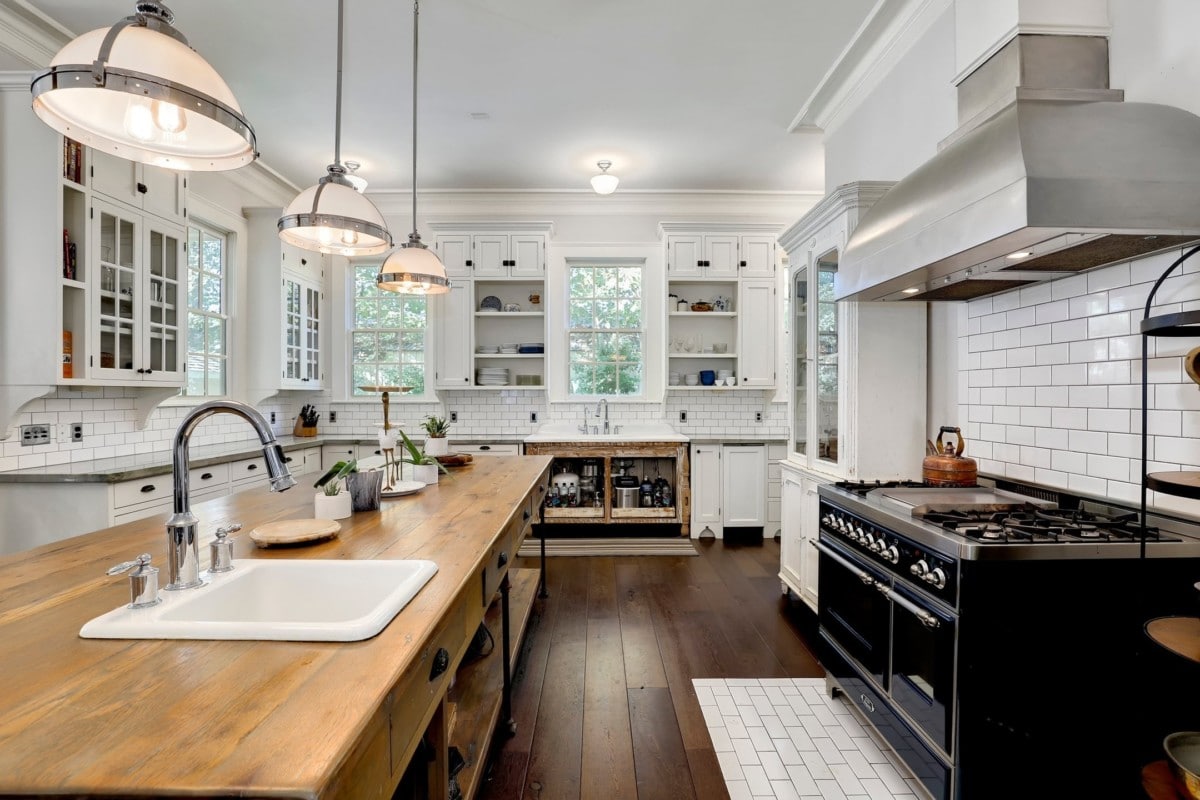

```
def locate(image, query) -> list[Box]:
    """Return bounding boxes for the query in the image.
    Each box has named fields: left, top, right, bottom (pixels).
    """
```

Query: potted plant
left=399, top=429, right=449, bottom=485
left=421, top=415, right=451, bottom=456
left=312, top=459, right=355, bottom=520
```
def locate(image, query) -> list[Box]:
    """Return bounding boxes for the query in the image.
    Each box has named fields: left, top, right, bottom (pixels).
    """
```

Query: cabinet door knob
left=465, top=259, right=473, bottom=267
left=136, top=182, right=148, bottom=194
left=429, top=647, right=450, bottom=681
left=739, top=260, right=747, bottom=267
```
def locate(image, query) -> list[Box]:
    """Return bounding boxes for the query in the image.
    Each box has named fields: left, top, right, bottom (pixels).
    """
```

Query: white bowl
left=685, top=374, right=699, bottom=386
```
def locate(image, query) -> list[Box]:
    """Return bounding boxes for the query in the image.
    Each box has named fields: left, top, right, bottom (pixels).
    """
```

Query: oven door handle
left=815, top=539, right=877, bottom=586
left=885, top=587, right=942, bottom=629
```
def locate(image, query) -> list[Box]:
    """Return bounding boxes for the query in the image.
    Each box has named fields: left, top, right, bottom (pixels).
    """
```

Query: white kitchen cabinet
left=779, top=461, right=824, bottom=611
left=89, top=148, right=186, bottom=223
left=458, top=443, right=521, bottom=456
left=779, top=182, right=926, bottom=481
left=689, top=443, right=723, bottom=538
left=722, top=444, right=766, bottom=526
left=282, top=446, right=321, bottom=477
left=737, top=279, right=776, bottom=387
left=431, top=223, right=553, bottom=279
left=245, top=209, right=329, bottom=403
left=87, top=196, right=187, bottom=385
left=661, top=224, right=779, bottom=278
left=434, top=282, right=474, bottom=388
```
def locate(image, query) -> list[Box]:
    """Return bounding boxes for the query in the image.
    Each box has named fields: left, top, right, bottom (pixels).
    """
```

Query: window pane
left=188, top=314, right=204, bottom=353
left=569, top=332, right=594, bottom=360
left=594, top=299, right=618, bottom=329
left=201, top=276, right=221, bottom=313
left=567, top=265, right=644, bottom=396
left=569, top=363, right=593, bottom=395
left=617, top=267, right=641, bottom=297
left=378, top=331, right=401, bottom=362
left=187, top=228, right=200, bottom=269
left=353, top=332, right=377, bottom=362
left=202, top=232, right=222, bottom=275
left=352, top=265, right=427, bottom=398
left=206, top=317, right=224, bottom=355
left=569, top=299, right=593, bottom=329
left=208, top=358, right=225, bottom=395
left=594, top=267, right=618, bottom=297
left=569, top=269, right=593, bottom=298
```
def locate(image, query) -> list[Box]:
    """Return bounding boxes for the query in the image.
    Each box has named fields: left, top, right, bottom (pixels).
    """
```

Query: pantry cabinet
left=434, top=282, right=474, bottom=387
left=245, top=209, right=329, bottom=403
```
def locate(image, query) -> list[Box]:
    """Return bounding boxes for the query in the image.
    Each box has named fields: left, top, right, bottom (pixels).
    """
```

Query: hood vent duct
left=838, top=34, right=1200, bottom=302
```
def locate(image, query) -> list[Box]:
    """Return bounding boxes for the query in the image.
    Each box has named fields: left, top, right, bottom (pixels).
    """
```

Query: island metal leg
left=500, top=573, right=516, bottom=736
left=538, top=533, right=548, bottom=599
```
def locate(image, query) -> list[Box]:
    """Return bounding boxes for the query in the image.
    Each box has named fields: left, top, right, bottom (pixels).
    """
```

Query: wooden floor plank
left=580, top=617, right=636, bottom=800
left=479, top=538, right=817, bottom=800
left=629, top=687, right=698, bottom=800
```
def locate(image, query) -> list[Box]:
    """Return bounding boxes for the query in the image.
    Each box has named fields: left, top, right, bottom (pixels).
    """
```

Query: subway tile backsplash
left=960, top=245, right=1200, bottom=517
left=1, top=386, right=786, bottom=473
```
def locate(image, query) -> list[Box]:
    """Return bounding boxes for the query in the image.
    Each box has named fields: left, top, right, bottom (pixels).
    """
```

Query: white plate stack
left=476, top=367, right=509, bottom=386
left=499, top=343, right=519, bottom=354
left=476, top=345, right=499, bottom=354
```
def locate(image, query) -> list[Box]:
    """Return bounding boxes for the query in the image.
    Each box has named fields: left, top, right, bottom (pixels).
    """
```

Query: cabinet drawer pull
left=140, top=484, right=156, bottom=493
left=136, top=182, right=148, bottom=194
left=284, top=456, right=293, bottom=463
left=465, top=259, right=473, bottom=267
left=497, top=551, right=508, bottom=568
left=429, top=647, right=450, bottom=681
left=245, top=464, right=258, bottom=472
left=479, top=445, right=490, bottom=451
left=523, top=509, right=531, bottom=521
left=200, top=472, right=213, bottom=481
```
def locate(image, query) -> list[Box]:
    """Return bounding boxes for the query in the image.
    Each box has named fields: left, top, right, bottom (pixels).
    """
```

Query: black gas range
left=815, top=476, right=1200, bottom=800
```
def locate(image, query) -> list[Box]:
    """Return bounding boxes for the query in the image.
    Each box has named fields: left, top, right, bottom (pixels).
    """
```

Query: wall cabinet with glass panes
left=245, top=209, right=329, bottom=404
left=776, top=183, right=927, bottom=603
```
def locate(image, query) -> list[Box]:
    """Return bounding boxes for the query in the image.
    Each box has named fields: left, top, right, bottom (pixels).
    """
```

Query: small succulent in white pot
left=312, top=460, right=355, bottom=519
left=421, top=415, right=451, bottom=456
left=400, top=429, right=449, bottom=485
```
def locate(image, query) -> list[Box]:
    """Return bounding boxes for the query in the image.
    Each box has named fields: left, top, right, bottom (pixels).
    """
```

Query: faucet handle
left=106, top=553, right=160, bottom=609
left=210, top=523, right=241, bottom=573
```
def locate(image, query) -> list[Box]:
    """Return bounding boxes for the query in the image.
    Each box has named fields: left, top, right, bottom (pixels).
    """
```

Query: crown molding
left=369, top=189, right=821, bottom=223
left=777, top=181, right=894, bottom=252
left=0, top=69, right=32, bottom=91
left=0, top=1, right=71, bottom=69
left=788, top=0, right=950, bottom=136
left=225, top=161, right=302, bottom=209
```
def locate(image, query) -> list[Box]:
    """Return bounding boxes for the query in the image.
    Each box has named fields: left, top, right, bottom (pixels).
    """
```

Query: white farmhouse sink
left=524, top=421, right=687, bottom=443
left=80, top=559, right=438, bottom=642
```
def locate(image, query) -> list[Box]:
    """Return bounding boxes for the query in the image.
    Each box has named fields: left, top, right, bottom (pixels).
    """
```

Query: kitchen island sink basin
left=80, top=558, right=438, bottom=642
left=524, top=422, right=687, bottom=443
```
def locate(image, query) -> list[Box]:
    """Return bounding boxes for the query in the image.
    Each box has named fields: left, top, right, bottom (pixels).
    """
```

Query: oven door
left=816, top=536, right=890, bottom=687
left=885, top=582, right=956, bottom=756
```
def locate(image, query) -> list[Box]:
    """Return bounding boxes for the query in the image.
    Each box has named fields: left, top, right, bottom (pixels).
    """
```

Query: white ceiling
left=14, top=0, right=876, bottom=194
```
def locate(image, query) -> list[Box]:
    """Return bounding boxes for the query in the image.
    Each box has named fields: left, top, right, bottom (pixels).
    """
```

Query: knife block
left=293, top=416, right=318, bottom=437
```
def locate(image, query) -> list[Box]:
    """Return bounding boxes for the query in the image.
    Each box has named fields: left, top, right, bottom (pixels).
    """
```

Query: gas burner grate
left=833, top=479, right=928, bottom=497
left=920, top=507, right=1176, bottom=543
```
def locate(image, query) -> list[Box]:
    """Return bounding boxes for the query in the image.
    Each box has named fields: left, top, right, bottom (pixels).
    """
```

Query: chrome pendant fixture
left=278, top=0, right=392, bottom=257
left=377, top=0, right=450, bottom=295
left=30, top=1, right=256, bottom=171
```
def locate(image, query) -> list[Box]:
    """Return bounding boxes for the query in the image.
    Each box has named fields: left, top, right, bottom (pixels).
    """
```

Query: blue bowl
left=699, top=370, right=716, bottom=386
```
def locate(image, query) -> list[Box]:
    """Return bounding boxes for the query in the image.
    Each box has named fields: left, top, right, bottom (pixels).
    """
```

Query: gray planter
left=345, top=471, right=382, bottom=512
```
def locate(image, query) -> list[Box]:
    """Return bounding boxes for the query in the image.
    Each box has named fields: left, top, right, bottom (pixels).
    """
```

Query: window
left=185, top=224, right=227, bottom=396
left=568, top=265, right=643, bottom=395
left=350, top=264, right=427, bottom=395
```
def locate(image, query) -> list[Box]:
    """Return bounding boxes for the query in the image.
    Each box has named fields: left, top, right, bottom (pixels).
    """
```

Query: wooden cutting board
left=435, top=453, right=474, bottom=467
left=250, top=518, right=341, bottom=547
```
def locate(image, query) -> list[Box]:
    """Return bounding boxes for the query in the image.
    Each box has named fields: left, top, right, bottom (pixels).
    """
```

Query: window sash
left=185, top=224, right=228, bottom=397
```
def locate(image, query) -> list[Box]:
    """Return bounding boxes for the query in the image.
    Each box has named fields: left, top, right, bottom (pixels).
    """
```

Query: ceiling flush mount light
left=278, top=0, right=391, bottom=257
left=30, top=1, right=256, bottom=171
left=590, top=160, right=619, bottom=194
left=377, top=0, right=450, bottom=295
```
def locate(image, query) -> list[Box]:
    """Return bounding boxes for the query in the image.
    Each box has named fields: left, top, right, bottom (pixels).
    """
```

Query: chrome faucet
left=164, top=400, right=295, bottom=590
left=597, top=399, right=609, bottom=434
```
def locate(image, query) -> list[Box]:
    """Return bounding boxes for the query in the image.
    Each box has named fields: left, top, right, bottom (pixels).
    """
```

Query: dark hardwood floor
left=477, top=535, right=825, bottom=800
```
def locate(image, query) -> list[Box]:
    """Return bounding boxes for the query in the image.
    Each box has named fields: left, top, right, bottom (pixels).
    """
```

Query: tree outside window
left=185, top=225, right=227, bottom=396
left=568, top=265, right=643, bottom=395
left=350, top=264, right=427, bottom=395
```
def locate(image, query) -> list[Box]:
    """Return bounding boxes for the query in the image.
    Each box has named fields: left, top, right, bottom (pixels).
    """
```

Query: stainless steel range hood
left=838, top=35, right=1200, bottom=302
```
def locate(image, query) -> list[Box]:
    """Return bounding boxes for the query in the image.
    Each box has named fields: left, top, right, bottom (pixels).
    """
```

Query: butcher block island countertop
left=0, top=455, right=552, bottom=799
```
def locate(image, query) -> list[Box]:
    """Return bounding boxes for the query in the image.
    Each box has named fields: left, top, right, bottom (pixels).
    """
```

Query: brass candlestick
left=358, top=385, right=412, bottom=487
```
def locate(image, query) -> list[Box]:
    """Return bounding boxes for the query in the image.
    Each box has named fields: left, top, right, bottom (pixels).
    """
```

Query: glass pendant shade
left=279, top=168, right=392, bottom=256
left=590, top=161, right=619, bottom=194
left=376, top=235, right=450, bottom=295
left=30, top=6, right=256, bottom=171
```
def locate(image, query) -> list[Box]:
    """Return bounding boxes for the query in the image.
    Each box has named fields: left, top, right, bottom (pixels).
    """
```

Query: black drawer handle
left=429, top=647, right=450, bottom=681
left=523, top=509, right=531, bottom=521
left=140, top=484, right=156, bottom=493
left=497, top=551, right=508, bottom=568
left=479, top=445, right=491, bottom=451
left=245, top=464, right=258, bottom=472
left=200, top=472, right=213, bottom=480
left=284, top=456, right=293, bottom=463
left=465, top=259, right=473, bottom=267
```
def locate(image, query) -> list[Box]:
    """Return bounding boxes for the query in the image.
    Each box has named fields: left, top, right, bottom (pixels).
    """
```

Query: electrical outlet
left=530, top=411, right=538, bottom=423
left=679, top=410, right=687, bottom=423
left=270, top=411, right=276, bottom=424
left=450, top=411, right=458, bottom=423
left=20, top=424, right=50, bottom=446
left=71, top=423, right=83, bottom=442
left=755, top=411, right=763, bottom=422
left=329, top=410, right=337, bottom=423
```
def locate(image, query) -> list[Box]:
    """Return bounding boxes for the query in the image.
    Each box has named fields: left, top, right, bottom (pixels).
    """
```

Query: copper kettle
left=923, top=426, right=978, bottom=487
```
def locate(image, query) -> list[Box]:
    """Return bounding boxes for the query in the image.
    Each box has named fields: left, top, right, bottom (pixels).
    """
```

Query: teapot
left=922, top=426, right=978, bottom=487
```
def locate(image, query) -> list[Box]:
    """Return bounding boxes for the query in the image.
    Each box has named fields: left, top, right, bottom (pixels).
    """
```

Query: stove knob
left=869, top=537, right=883, bottom=553
left=926, top=567, right=947, bottom=590
left=854, top=525, right=867, bottom=543
left=822, top=514, right=834, bottom=528
left=885, top=544, right=900, bottom=564
left=910, top=559, right=929, bottom=579
left=835, top=516, right=847, bottom=531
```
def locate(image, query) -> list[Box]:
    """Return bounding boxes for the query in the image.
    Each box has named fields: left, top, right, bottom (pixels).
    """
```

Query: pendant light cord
left=333, top=0, right=345, bottom=167
left=411, top=0, right=420, bottom=238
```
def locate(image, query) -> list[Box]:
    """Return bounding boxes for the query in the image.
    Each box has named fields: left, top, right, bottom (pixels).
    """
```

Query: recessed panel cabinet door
left=780, top=470, right=804, bottom=593
left=436, top=235, right=472, bottom=278
left=667, top=235, right=703, bottom=276
left=722, top=444, right=765, bottom=526
left=738, top=278, right=776, bottom=387
left=690, top=444, right=722, bottom=526
left=472, top=235, right=509, bottom=276
left=704, top=235, right=739, bottom=277
left=740, top=235, right=776, bottom=277
left=435, top=282, right=473, bottom=387
left=509, top=235, right=545, bottom=276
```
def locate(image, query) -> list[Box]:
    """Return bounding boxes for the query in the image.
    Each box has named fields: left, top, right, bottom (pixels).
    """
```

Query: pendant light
left=278, top=0, right=392, bottom=257
left=376, top=0, right=450, bottom=295
left=30, top=1, right=256, bottom=171
left=590, top=160, right=619, bottom=194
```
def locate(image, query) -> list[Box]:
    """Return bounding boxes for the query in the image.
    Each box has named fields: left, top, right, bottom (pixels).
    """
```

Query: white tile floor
left=692, top=677, right=928, bottom=800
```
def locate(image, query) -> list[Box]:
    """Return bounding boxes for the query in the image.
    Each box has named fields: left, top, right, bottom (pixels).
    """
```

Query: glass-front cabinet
left=791, top=249, right=841, bottom=470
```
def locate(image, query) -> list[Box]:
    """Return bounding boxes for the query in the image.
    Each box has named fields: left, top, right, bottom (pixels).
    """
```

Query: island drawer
left=113, top=464, right=230, bottom=509
left=389, top=589, right=468, bottom=775
left=481, top=517, right=518, bottom=607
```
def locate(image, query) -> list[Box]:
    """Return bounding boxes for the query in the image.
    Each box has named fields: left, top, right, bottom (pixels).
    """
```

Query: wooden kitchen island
left=0, top=454, right=551, bottom=799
